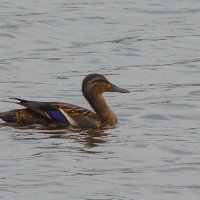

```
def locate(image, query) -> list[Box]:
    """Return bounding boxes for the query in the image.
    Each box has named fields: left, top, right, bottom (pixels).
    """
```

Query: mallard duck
left=0, top=74, right=130, bottom=128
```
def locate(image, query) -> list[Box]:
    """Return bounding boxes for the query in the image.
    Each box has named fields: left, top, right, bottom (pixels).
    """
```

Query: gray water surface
left=1, top=0, right=200, bottom=199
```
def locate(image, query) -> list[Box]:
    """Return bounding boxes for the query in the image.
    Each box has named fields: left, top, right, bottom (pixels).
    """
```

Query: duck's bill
left=110, top=84, right=130, bottom=93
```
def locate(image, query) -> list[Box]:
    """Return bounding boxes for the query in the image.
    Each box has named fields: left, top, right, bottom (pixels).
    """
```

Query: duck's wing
left=11, top=98, right=102, bottom=128
left=52, top=102, right=103, bottom=128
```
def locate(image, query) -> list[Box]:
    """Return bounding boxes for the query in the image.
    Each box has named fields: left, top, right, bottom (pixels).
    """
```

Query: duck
left=0, top=74, right=130, bottom=129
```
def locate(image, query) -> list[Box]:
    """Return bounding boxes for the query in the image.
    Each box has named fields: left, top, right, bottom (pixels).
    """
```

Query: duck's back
left=0, top=101, right=103, bottom=128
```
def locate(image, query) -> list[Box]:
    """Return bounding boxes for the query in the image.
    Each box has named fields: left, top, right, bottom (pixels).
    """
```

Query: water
left=1, top=0, right=200, bottom=199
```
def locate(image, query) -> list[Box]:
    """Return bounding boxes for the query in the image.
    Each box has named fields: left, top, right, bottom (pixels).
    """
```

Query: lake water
left=1, top=0, right=200, bottom=199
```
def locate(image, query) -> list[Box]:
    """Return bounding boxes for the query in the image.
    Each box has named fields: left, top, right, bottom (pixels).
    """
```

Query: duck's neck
left=84, top=91, right=117, bottom=125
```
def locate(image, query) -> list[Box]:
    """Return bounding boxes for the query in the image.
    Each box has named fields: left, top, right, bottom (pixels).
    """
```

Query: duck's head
left=82, top=73, right=130, bottom=95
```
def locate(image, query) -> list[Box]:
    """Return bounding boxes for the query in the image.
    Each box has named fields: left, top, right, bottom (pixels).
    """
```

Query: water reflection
left=41, top=129, right=109, bottom=148
left=3, top=122, right=109, bottom=148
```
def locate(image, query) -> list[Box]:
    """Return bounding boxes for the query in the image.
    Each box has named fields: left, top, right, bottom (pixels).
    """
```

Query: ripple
left=1, top=0, right=200, bottom=199
left=141, top=114, right=169, bottom=120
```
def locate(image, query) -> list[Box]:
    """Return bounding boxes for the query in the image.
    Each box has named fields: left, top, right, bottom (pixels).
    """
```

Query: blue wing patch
left=47, top=110, right=69, bottom=124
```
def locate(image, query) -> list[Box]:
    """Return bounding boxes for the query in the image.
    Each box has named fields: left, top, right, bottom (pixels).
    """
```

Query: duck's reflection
left=2, top=122, right=110, bottom=148
left=41, top=128, right=109, bottom=148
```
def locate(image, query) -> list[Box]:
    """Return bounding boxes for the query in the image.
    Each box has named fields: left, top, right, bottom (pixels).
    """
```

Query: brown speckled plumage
left=0, top=74, right=130, bottom=129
